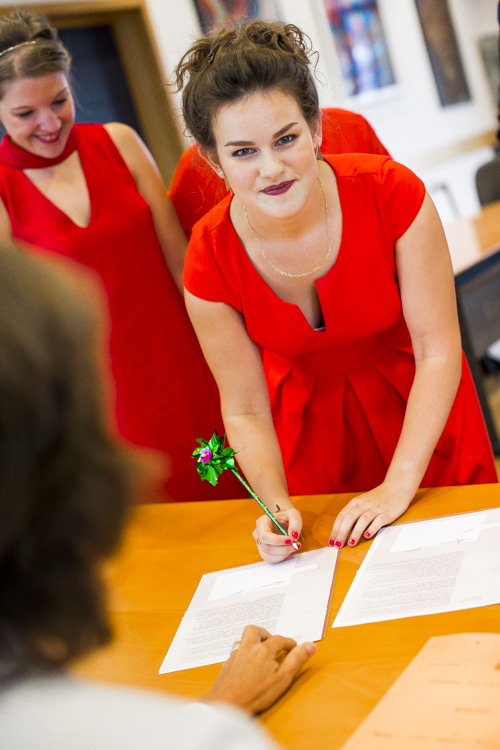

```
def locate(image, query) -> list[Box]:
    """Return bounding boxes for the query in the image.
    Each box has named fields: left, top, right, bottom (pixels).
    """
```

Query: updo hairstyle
left=0, top=9, right=71, bottom=100
left=174, top=20, right=320, bottom=156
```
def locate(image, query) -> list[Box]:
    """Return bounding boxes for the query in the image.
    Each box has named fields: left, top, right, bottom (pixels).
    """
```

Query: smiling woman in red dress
left=0, top=9, right=242, bottom=502
left=169, top=107, right=390, bottom=236
left=177, top=20, right=497, bottom=560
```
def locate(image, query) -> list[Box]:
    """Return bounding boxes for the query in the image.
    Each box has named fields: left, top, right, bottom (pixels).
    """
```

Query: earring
left=219, top=169, right=230, bottom=192
left=316, top=144, right=324, bottom=161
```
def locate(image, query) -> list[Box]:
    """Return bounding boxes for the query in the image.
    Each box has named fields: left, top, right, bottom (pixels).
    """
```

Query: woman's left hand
left=329, top=483, right=413, bottom=548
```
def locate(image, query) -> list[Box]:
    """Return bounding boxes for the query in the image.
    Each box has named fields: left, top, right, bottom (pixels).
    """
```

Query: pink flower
left=200, top=447, right=213, bottom=464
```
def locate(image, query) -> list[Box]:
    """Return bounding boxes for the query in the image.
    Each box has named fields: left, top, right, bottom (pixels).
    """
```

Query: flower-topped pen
left=192, top=430, right=300, bottom=551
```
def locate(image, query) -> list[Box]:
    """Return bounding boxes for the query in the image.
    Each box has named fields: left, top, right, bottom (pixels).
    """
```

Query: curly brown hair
left=0, top=9, right=71, bottom=100
left=0, top=248, right=134, bottom=679
left=174, top=19, right=320, bottom=156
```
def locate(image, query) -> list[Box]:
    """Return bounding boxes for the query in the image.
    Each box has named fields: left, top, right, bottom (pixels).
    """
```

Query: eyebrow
left=224, top=121, right=299, bottom=147
left=11, top=87, right=68, bottom=111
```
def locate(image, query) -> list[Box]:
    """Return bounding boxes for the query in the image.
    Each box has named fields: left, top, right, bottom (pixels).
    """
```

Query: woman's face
left=0, top=71, right=74, bottom=158
left=211, top=89, right=321, bottom=222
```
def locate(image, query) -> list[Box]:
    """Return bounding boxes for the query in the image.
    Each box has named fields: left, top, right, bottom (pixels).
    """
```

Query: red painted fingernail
left=285, top=538, right=292, bottom=545
left=328, top=539, right=335, bottom=547
left=365, top=532, right=371, bottom=538
left=335, top=541, right=342, bottom=547
left=349, top=538, right=355, bottom=545
left=295, top=542, right=301, bottom=550
left=291, top=530, right=299, bottom=540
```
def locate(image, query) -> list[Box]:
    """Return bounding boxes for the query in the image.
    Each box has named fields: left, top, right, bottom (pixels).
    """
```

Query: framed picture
left=321, top=0, right=395, bottom=97
left=414, top=0, right=471, bottom=107
left=193, top=0, right=281, bottom=34
left=478, top=33, right=500, bottom=105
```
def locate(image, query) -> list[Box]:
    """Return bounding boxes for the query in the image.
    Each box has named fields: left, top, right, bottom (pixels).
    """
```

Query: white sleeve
left=179, top=702, right=280, bottom=750
left=0, top=677, right=281, bottom=750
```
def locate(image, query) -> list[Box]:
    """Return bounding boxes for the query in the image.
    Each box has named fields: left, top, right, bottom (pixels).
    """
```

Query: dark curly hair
left=174, top=20, right=320, bottom=156
left=0, top=9, right=71, bottom=100
left=0, top=248, right=134, bottom=679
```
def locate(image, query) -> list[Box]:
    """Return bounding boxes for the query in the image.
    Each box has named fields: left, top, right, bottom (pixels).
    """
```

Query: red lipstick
left=261, top=180, right=294, bottom=196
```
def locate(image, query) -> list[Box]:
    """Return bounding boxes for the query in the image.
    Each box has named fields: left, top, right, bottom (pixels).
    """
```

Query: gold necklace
left=244, top=177, right=333, bottom=278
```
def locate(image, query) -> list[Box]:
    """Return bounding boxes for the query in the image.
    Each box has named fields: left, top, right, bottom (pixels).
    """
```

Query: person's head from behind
left=175, top=20, right=323, bottom=220
left=0, top=9, right=74, bottom=159
left=0, top=248, right=132, bottom=680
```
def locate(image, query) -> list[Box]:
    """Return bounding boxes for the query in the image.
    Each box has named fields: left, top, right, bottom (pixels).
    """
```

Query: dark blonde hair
left=0, top=248, right=133, bottom=679
left=0, top=9, right=71, bottom=100
left=174, top=20, right=320, bottom=155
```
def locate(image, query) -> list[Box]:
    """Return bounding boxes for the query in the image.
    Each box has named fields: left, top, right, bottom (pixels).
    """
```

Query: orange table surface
left=74, top=484, right=500, bottom=749
left=445, top=199, right=500, bottom=273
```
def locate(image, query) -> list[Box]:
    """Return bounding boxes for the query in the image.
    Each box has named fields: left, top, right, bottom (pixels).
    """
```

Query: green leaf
left=207, top=465, right=219, bottom=485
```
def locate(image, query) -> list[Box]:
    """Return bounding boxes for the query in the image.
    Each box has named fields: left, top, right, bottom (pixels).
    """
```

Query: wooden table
left=74, top=485, right=500, bottom=749
left=446, top=199, right=500, bottom=274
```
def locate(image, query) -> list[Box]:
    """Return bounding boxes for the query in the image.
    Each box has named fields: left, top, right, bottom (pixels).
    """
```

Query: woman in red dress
left=0, top=9, right=242, bottom=502
left=177, top=21, right=497, bottom=560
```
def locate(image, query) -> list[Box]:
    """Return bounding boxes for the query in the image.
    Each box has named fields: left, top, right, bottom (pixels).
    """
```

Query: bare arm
left=185, top=290, right=302, bottom=561
left=0, top=197, right=16, bottom=247
left=332, top=193, right=462, bottom=546
left=104, top=122, right=188, bottom=292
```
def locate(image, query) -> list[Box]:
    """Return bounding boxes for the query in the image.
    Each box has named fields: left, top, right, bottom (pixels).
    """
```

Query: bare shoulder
left=104, top=122, right=144, bottom=157
left=103, top=122, right=157, bottom=178
left=104, top=121, right=139, bottom=145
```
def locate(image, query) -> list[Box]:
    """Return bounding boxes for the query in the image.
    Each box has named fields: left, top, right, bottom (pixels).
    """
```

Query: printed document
left=333, top=507, right=500, bottom=627
left=341, top=633, right=500, bottom=749
left=159, top=547, right=338, bottom=674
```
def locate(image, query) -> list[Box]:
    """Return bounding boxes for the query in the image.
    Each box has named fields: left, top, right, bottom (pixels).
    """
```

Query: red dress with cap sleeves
left=0, top=123, right=241, bottom=502
left=184, top=154, right=497, bottom=494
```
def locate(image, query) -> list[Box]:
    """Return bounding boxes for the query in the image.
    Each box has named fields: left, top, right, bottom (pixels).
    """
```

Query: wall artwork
left=478, top=33, right=500, bottom=106
left=322, top=0, right=395, bottom=97
left=193, top=0, right=281, bottom=34
left=414, top=0, right=471, bottom=107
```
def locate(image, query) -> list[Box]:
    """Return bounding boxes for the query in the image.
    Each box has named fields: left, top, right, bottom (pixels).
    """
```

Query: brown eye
left=276, top=134, right=296, bottom=146
left=232, top=147, right=255, bottom=157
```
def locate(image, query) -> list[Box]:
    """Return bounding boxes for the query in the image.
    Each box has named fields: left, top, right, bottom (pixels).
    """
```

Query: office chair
left=475, top=154, right=500, bottom=207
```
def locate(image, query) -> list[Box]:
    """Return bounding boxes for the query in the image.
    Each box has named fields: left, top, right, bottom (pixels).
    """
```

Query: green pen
left=192, top=429, right=300, bottom=551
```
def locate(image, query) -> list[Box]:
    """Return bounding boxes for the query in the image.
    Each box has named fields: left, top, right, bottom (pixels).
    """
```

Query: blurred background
left=3, top=0, right=495, bottom=210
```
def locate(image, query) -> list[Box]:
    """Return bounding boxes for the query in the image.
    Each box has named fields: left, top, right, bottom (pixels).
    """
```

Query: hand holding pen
left=193, top=430, right=301, bottom=560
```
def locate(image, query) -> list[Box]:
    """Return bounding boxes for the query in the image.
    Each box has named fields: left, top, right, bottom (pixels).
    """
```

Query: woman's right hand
left=253, top=508, right=303, bottom=563
left=204, top=624, right=316, bottom=714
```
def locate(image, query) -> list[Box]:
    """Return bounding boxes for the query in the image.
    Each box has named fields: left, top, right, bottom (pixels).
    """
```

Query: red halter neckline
left=0, top=127, right=77, bottom=169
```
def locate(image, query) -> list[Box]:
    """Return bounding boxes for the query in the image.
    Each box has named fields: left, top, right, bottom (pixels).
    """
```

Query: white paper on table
left=390, top=513, right=486, bottom=552
left=208, top=557, right=297, bottom=601
left=333, top=507, right=500, bottom=628
left=341, top=633, right=500, bottom=749
left=159, top=547, right=338, bottom=674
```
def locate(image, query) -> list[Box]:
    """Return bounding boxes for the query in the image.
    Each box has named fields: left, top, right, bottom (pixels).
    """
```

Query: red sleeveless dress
left=0, top=123, right=241, bottom=502
left=184, top=154, right=497, bottom=494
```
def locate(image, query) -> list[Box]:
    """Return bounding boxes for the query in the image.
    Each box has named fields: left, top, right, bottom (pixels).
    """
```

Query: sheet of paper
left=208, top=557, right=297, bottom=601
left=390, top=513, right=486, bottom=552
left=341, top=633, right=500, bottom=749
left=333, top=508, right=500, bottom=627
left=159, top=547, right=337, bottom=674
